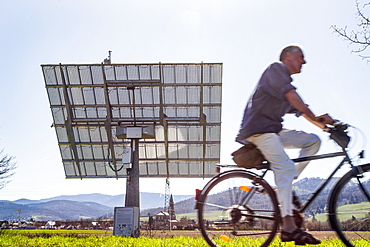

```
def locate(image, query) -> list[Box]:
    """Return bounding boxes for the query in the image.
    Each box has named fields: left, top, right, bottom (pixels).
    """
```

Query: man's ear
left=284, top=52, right=293, bottom=61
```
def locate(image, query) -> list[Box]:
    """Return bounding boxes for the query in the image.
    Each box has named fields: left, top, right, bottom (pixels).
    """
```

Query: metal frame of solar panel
left=41, top=63, right=222, bottom=179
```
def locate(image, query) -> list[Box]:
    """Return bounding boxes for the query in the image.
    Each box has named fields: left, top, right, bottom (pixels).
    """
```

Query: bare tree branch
left=0, top=149, right=17, bottom=189
left=357, top=2, right=370, bottom=26
left=331, top=1, right=370, bottom=60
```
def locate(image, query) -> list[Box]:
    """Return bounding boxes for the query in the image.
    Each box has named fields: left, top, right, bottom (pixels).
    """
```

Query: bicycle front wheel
left=197, top=170, right=280, bottom=247
left=329, top=163, right=370, bottom=247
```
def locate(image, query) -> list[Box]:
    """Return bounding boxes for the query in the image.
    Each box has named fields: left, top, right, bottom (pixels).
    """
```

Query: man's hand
left=315, top=113, right=334, bottom=125
left=303, top=113, right=334, bottom=129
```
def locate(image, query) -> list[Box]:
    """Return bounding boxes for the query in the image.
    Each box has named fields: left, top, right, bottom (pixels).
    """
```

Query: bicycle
left=195, top=121, right=370, bottom=247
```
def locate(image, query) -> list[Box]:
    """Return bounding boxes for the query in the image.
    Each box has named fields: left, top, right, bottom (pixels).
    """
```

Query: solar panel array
left=42, top=63, right=222, bottom=178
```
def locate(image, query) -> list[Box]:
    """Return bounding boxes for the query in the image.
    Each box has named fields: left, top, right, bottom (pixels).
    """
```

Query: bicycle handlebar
left=326, top=121, right=351, bottom=149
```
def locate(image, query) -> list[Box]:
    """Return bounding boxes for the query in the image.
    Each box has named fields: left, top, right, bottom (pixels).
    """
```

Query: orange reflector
left=220, top=235, right=231, bottom=242
left=195, top=189, right=201, bottom=200
left=239, top=185, right=251, bottom=191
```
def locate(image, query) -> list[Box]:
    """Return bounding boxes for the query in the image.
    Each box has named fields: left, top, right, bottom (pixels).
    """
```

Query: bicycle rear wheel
left=328, top=163, right=370, bottom=247
left=196, top=169, right=280, bottom=247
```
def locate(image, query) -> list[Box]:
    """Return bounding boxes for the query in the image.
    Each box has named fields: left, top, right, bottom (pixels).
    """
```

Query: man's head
left=279, top=45, right=306, bottom=75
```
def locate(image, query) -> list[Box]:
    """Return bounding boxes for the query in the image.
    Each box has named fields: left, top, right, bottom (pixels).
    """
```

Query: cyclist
left=236, top=45, right=333, bottom=245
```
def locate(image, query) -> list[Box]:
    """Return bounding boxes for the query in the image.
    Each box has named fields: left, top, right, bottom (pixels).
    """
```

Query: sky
left=1, top=0, right=370, bottom=202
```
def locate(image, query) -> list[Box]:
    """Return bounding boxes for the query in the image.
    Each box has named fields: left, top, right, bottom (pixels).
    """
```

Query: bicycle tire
left=196, top=169, right=280, bottom=247
left=328, top=163, right=370, bottom=247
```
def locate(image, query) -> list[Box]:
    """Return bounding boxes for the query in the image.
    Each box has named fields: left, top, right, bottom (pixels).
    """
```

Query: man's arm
left=285, top=89, right=333, bottom=128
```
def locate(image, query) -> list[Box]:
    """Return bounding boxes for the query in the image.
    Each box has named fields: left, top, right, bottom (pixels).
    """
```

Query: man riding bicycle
left=236, top=45, right=333, bottom=245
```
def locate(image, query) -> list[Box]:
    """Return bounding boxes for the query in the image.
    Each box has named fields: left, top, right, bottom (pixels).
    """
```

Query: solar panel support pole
left=124, top=137, right=141, bottom=237
left=125, top=138, right=140, bottom=207
left=117, top=124, right=154, bottom=237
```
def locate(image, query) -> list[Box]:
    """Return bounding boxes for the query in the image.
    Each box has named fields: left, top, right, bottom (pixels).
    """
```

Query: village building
left=154, top=194, right=178, bottom=229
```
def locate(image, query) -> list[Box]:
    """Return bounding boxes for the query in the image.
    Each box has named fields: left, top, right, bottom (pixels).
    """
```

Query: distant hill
left=163, top=177, right=343, bottom=219
left=292, top=177, right=339, bottom=195
left=2, top=177, right=359, bottom=222
left=144, top=177, right=369, bottom=220
left=0, top=200, right=112, bottom=221
left=13, top=193, right=123, bottom=208
left=13, top=193, right=192, bottom=210
left=141, top=196, right=196, bottom=217
left=1, top=192, right=193, bottom=221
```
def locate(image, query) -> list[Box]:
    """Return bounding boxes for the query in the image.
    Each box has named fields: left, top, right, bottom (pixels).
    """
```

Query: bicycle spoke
left=200, top=202, right=230, bottom=210
left=329, top=164, right=370, bottom=247
left=242, top=213, right=276, bottom=221
left=197, top=170, right=279, bottom=247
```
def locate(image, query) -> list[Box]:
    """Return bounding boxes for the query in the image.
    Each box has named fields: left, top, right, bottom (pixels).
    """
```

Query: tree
left=148, top=216, right=154, bottom=230
left=332, top=1, right=370, bottom=60
left=0, top=149, right=16, bottom=189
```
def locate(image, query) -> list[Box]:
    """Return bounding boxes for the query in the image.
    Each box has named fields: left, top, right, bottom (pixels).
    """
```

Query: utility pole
left=13, top=209, right=21, bottom=228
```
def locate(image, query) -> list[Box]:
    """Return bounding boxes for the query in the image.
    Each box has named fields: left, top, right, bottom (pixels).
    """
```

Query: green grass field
left=5, top=229, right=112, bottom=235
left=154, top=200, right=370, bottom=223
left=0, top=230, right=368, bottom=246
left=335, top=202, right=370, bottom=220
left=0, top=234, right=359, bottom=247
left=310, top=202, right=370, bottom=222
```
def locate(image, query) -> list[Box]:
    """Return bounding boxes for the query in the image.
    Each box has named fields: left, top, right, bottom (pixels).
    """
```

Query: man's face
left=285, top=50, right=306, bottom=74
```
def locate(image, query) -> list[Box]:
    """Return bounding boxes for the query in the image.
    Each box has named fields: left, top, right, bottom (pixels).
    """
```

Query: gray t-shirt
left=236, top=62, right=301, bottom=144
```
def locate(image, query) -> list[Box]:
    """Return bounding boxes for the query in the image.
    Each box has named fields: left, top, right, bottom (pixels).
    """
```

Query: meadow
left=312, top=202, right=370, bottom=222
left=0, top=230, right=366, bottom=247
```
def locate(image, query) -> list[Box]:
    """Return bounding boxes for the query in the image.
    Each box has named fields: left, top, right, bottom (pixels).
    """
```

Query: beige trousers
left=247, top=129, right=321, bottom=217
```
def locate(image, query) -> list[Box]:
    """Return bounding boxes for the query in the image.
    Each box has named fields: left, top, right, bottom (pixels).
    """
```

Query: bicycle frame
left=197, top=123, right=370, bottom=247
left=255, top=149, right=370, bottom=215
left=291, top=151, right=348, bottom=213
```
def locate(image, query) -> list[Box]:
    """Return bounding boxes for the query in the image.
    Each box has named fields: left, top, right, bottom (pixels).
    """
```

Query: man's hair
left=279, top=45, right=302, bottom=61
